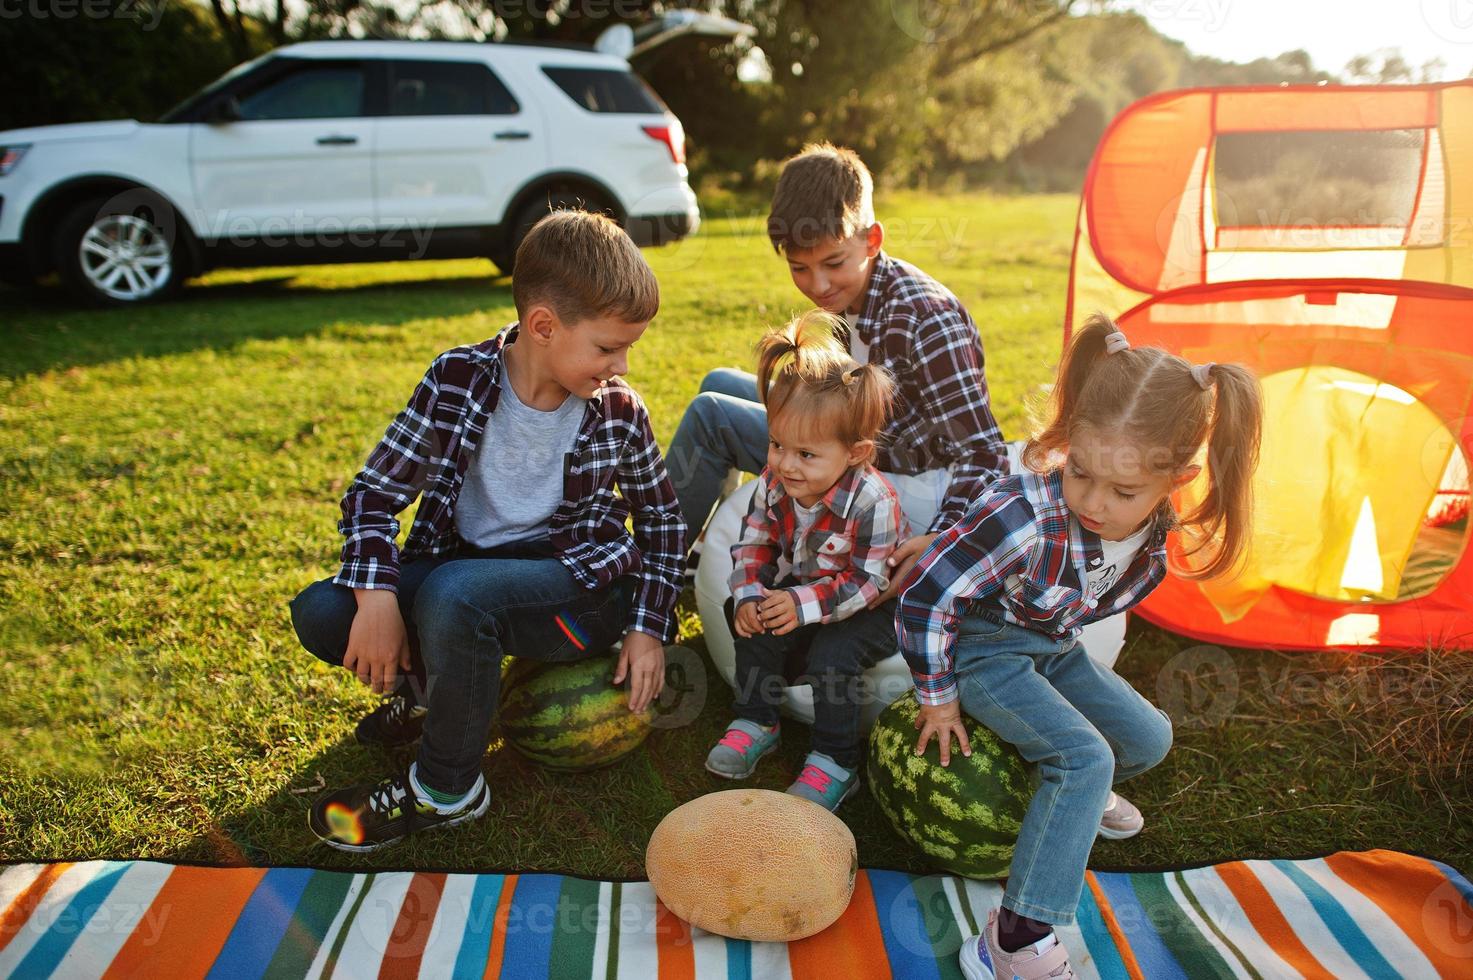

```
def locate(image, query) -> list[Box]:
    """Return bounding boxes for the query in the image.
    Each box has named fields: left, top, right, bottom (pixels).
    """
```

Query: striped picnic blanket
left=1, top=850, right=1470, bottom=978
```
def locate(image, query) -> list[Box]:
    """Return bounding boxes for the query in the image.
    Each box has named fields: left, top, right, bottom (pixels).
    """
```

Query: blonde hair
left=512, top=209, right=659, bottom=324
left=1023, top=312, right=1263, bottom=580
left=766, top=142, right=876, bottom=253
left=755, top=310, right=893, bottom=462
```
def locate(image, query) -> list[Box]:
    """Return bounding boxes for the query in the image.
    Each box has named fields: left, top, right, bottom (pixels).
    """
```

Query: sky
left=1123, top=0, right=1473, bottom=79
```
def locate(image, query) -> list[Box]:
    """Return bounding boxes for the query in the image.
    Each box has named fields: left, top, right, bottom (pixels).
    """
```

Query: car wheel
left=56, top=192, right=184, bottom=306
left=493, top=188, right=614, bottom=277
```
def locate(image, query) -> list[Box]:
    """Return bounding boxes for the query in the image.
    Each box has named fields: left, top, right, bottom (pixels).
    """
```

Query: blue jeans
left=666, top=368, right=766, bottom=544
left=953, top=610, right=1173, bottom=925
left=724, top=595, right=898, bottom=770
left=289, top=540, right=633, bottom=795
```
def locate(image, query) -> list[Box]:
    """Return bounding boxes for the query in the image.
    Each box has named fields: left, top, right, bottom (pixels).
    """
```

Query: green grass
left=1, top=191, right=1468, bottom=876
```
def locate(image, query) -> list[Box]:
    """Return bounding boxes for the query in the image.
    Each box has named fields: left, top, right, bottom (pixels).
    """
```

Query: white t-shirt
left=845, top=310, right=870, bottom=365
left=1085, top=521, right=1153, bottom=602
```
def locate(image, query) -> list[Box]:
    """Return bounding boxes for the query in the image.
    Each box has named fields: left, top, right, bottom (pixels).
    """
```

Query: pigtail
left=836, top=361, right=895, bottom=462
left=1023, top=312, right=1120, bottom=472
left=1176, top=363, right=1263, bottom=580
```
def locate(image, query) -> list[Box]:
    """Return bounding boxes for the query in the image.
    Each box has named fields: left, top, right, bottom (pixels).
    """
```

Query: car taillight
left=641, top=121, right=686, bottom=165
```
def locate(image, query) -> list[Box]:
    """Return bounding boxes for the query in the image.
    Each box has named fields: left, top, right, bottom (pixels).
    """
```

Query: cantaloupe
left=645, top=788, right=857, bottom=942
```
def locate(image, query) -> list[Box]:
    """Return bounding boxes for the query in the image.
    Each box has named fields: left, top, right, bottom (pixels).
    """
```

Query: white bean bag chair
left=695, top=445, right=1128, bottom=730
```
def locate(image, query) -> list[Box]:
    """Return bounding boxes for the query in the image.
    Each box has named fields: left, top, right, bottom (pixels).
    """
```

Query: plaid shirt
left=895, top=469, right=1172, bottom=705
left=844, top=252, right=1008, bottom=533
left=333, top=325, right=687, bottom=643
left=729, top=465, right=909, bottom=625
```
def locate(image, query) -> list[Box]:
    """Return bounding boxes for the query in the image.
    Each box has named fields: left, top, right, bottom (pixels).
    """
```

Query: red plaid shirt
left=332, top=325, right=687, bottom=642
left=729, top=465, right=909, bottom=625
left=845, top=252, right=1009, bottom=532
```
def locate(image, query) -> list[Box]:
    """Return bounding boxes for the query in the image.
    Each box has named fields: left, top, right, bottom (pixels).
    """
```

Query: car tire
left=55, top=191, right=185, bottom=306
left=492, top=188, right=615, bottom=277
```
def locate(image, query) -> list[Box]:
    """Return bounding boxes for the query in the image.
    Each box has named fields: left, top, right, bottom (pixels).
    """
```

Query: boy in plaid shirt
left=289, top=211, right=685, bottom=851
left=667, top=142, right=1008, bottom=593
left=705, top=311, right=906, bottom=811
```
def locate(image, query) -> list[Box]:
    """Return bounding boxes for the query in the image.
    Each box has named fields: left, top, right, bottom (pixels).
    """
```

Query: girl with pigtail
left=896, top=313, right=1263, bottom=980
left=706, top=309, right=910, bottom=812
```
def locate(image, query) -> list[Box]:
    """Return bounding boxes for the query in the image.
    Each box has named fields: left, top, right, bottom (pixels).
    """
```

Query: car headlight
left=0, top=145, right=31, bottom=176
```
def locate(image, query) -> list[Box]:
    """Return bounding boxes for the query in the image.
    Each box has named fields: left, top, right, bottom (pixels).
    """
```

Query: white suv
left=0, top=34, right=712, bottom=305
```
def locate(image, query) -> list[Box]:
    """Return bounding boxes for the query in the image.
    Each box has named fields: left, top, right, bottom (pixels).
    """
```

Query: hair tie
left=1104, top=331, right=1131, bottom=355
left=1191, top=362, right=1216, bottom=390
left=843, top=366, right=863, bottom=386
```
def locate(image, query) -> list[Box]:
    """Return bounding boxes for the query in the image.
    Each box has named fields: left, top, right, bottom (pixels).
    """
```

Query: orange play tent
left=1065, top=82, right=1473, bottom=651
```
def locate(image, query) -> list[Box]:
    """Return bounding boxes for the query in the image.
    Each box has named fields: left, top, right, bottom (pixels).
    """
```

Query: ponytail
left=755, top=310, right=894, bottom=458
left=1177, top=363, right=1262, bottom=580
left=1023, top=312, right=1120, bottom=471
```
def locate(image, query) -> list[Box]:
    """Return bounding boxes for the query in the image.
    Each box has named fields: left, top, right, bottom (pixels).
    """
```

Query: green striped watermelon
left=497, top=655, right=653, bottom=772
left=866, top=692, right=1032, bottom=879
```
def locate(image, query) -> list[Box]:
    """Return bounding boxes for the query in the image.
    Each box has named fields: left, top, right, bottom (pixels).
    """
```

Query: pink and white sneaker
left=1098, top=791, right=1144, bottom=840
left=784, top=751, right=859, bottom=812
left=959, top=909, right=1076, bottom=980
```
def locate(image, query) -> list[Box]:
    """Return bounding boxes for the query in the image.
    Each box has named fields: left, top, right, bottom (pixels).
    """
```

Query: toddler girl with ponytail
left=896, top=313, right=1263, bottom=980
left=705, top=309, right=907, bottom=812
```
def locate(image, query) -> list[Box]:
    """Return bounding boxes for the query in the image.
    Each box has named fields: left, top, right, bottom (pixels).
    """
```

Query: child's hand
left=345, top=589, right=412, bottom=695
left=756, top=586, right=799, bottom=635
left=871, top=533, right=939, bottom=608
left=733, top=599, right=765, bottom=638
left=614, top=630, right=665, bottom=713
left=913, top=700, right=973, bottom=767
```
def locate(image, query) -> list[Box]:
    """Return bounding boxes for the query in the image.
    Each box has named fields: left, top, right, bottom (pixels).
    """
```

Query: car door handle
left=316, top=135, right=358, bottom=146
left=495, top=130, right=532, bottom=141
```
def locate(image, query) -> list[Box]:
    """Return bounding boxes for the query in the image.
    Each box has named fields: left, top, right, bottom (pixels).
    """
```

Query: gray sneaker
left=785, top=751, right=860, bottom=811
left=704, top=718, right=780, bottom=778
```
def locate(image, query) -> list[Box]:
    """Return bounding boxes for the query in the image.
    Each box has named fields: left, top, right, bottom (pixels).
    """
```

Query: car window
left=541, top=66, right=665, bottom=114
left=389, top=60, right=519, bottom=116
left=237, top=64, right=366, bottom=121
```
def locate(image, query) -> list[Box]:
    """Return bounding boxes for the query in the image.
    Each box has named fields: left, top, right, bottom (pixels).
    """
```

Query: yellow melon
left=645, top=788, right=858, bottom=941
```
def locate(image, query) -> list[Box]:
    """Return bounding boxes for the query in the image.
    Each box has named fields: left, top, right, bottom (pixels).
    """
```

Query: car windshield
left=159, top=53, right=276, bottom=123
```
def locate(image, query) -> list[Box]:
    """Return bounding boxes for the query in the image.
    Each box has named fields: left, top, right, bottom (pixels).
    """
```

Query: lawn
left=1, top=190, right=1468, bottom=877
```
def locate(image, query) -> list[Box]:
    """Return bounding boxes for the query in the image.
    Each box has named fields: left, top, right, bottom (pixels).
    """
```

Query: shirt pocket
left=810, top=530, right=854, bottom=572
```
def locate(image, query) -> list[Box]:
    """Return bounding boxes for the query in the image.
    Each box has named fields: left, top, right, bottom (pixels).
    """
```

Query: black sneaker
left=354, top=692, right=427, bottom=747
left=308, top=768, right=490, bottom=852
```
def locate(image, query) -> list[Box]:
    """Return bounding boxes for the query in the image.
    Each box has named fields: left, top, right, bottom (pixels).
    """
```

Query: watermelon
left=866, top=692, right=1033, bottom=879
left=497, top=654, right=653, bottom=772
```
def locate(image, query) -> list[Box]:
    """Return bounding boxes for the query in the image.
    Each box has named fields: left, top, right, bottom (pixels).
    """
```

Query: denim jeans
left=953, top=609, right=1173, bottom=926
left=289, top=539, right=633, bottom=795
left=723, top=594, right=899, bottom=770
left=666, top=368, right=767, bottom=542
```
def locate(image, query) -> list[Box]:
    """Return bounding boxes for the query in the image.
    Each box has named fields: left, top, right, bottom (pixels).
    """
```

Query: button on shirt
left=730, top=465, right=910, bottom=625
left=895, top=469, right=1172, bottom=705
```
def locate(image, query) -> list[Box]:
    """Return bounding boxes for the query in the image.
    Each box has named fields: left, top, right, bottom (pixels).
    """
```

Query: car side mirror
left=207, top=96, right=242, bottom=124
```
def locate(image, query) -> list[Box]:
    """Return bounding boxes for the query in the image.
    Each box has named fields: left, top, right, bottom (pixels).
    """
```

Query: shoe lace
left=718, top=728, right=755, bottom=753
left=795, top=764, right=831, bottom=794
left=365, top=773, right=411, bottom=817
left=385, top=694, right=422, bottom=726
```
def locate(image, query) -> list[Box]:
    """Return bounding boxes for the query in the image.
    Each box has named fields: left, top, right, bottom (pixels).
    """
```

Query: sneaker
left=1097, top=791, right=1144, bottom=840
left=785, top=751, right=859, bottom=812
left=354, top=691, right=428, bottom=747
left=308, top=767, right=489, bottom=852
left=960, top=909, right=1075, bottom=980
left=704, top=718, right=780, bottom=779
